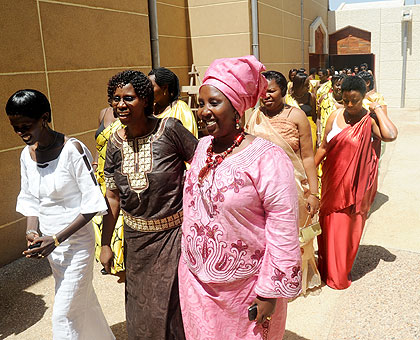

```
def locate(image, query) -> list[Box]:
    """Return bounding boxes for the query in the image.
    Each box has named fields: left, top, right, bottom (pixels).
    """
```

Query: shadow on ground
left=111, top=321, right=127, bottom=340
left=283, top=330, right=310, bottom=339
left=351, top=244, right=396, bottom=282
left=368, top=191, right=389, bottom=217
left=0, top=257, right=51, bottom=339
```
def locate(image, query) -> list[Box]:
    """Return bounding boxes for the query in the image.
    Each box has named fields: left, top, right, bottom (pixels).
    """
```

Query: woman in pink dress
left=179, top=56, right=302, bottom=340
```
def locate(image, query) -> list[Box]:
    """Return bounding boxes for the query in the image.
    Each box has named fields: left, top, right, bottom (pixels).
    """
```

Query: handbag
left=299, top=214, right=322, bottom=244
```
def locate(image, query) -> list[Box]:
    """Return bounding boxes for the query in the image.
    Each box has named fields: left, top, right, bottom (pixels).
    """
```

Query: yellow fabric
left=155, top=100, right=198, bottom=138
left=246, top=108, right=321, bottom=294
left=309, top=79, right=320, bottom=93
left=363, top=91, right=387, bottom=110
left=93, top=119, right=125, bottom=274
left=285, top=93, right=317, bottom=151
left=316, top=80, right=332, bottom=103
left=318, top=91, right=339, bottom=143
left=316, top=91, right=341, bottom=194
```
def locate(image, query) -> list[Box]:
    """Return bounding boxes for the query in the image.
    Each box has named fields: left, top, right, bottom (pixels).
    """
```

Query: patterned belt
left=122, top=210, right=183, bottom=232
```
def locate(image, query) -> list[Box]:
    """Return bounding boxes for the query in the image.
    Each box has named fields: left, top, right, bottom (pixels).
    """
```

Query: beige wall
left=330, top=4, right=420, bottom=108
left=258, top=0, right=329, bottom=77
left=1, top=0, right=329, bottom=267
left=188, top=0, right=252, bottom=79
left=187, top=0, right=328, bottom=80
left=0, top=0, right=151, bottom=267
left=157, top=0, right=193, bottom=86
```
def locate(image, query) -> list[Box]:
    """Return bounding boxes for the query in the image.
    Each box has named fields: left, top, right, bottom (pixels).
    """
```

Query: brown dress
left=104, top=117, right=198, bottom=339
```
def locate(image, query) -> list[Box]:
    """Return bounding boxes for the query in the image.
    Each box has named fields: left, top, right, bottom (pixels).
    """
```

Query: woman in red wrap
left=314, top=76, right=397, bottom=290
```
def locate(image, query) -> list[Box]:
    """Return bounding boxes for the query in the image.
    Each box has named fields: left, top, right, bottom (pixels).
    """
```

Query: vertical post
left=251, top=0, right=260, bottom=60
left=148, top=0, right=160, bottom=69
left=401, top=20, right=408, bottom=108
left=301, top=0, right=305, bottom=68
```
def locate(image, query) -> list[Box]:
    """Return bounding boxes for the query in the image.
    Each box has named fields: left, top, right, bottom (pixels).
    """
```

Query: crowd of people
left=6, top=57, right=397, bottom=340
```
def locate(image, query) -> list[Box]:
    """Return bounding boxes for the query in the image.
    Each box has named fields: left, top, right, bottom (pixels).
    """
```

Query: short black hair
left=357, top=70, right=374, bottom=91
left=148, top=67, right=180, bottom=102
left=341, top=75, right=367, bottom=97
left=6, top=89, right=51, bottom=122
left=318, top=68, right=328, bottom=76
left=331, top=74, right=345, bottom=86
left=107, top=70, right=154, bottom=116
left=292, top=72, right=308, bottom=89
left=262, top=70, right=288, bottom=97
left=309, top=68, right=317, bottom=75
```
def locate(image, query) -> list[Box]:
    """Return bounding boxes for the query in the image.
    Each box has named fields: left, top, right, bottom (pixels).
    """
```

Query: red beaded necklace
left=198, top=130, right=246, bottom=186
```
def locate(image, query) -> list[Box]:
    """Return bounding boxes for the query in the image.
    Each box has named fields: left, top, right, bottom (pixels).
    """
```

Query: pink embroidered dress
left=179, top=136, right=302, bottom=340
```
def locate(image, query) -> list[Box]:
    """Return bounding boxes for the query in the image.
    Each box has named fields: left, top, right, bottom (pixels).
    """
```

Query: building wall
left=258, top=0, right=329, bottom=77
left=0, top=0, right=151, bottom=267
left=157, top=0, right=193, bottom=85
left=187, top=0, right=252, bottom=79
left=329, top=4, right=420, bottom=108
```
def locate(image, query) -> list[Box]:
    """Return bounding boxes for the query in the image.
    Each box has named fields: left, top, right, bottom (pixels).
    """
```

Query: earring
left=235, top=114, right=241, bottom=130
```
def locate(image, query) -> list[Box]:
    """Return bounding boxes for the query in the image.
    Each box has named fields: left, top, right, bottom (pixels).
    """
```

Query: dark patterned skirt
left=124, top=223, right=185, bottom=340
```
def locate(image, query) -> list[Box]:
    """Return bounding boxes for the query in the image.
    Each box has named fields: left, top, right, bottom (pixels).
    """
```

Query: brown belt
left=122, top=210, right=183, bottom=232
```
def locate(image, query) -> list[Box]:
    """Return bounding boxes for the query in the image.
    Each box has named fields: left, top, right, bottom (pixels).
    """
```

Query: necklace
left=37, top=131, right=59, bottom=152
left=198, top=129, right=246, bottom=186
left=266, top=104, right=286, bottom=119
left=344, top=110, right=364, bottom=125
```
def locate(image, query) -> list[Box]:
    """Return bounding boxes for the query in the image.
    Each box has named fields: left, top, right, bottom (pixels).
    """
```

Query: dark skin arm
left=100, top=188, right=120, bottom=273
left=310, top=92, right=317, bottom=122
left=23, top=212, right=97, bottom=258
left=369, top=103, right=398, bottom=142
left=289, top=108, right=319, bottom=216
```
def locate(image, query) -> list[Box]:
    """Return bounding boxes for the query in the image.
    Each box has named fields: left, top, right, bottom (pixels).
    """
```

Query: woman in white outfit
left=6, top=89, right=115, bottom=340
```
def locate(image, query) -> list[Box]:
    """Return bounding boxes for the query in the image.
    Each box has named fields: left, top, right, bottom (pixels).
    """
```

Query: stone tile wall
left=0, top=0, right=151, bottom=267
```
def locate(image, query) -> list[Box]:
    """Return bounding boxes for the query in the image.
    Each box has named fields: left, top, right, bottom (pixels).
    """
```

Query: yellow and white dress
left=93, top=118, right=125, bottom=274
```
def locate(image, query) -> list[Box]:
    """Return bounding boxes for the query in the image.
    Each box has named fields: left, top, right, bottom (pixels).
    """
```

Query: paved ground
left=1, top=108, right=419, bottom=340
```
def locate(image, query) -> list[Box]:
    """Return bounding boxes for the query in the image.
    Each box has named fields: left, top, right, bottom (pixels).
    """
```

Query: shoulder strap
left=70, top=139, right=84, bottom=155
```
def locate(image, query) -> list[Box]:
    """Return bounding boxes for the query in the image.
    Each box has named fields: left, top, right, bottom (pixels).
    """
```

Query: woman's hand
left=306, top=194, right=320, bottom=217
left=100, top=245, right=114, bottom=274
left=26, top=231, right=39, bottom=247
left=23, top=235, right=55, bottom=259
left=251, top=296, right=277, bottom=324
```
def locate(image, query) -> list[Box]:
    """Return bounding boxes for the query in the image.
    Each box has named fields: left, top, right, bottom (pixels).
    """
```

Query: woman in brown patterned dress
left=100, top=70, right=198, bottom=339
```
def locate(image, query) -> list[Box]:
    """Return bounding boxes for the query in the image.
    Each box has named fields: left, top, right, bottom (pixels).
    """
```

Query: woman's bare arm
left=100, top=188, right=120, bottom=273
left=369, top=103, right=398, bottom=142
left=291, top=108, right=319, bottom=216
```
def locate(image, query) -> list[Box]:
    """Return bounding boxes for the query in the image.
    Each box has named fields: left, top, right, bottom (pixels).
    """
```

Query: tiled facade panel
left=258, top=0, right=329, bottom=76
left=0, top=0, right=151, bottom=267
left=157, top=0, right=192, bottom=86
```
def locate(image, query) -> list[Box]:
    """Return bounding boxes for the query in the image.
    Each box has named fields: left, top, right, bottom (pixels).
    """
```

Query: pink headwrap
left=201, top=55, right=267, bottom=117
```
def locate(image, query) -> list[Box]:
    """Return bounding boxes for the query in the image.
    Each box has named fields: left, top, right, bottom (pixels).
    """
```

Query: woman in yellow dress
left=148, top=67, right=198, bottom=137
left=92, top=106, right=125, bottom=280
left=285, top=72, right=317, bottom=151
left=246, top=70, right=321, bottom=295
left=317, top=74, right=345, bottom=145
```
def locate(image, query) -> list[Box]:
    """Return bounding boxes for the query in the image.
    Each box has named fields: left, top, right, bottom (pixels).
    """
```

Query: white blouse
left=16, top=138, right=107, bottom=243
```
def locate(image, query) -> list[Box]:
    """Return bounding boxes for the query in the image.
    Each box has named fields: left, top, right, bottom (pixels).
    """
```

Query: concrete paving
left=1, top=108, right=419, bottom=340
